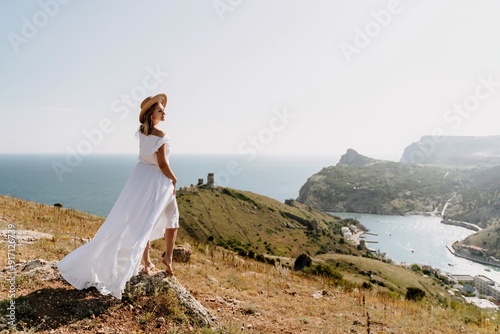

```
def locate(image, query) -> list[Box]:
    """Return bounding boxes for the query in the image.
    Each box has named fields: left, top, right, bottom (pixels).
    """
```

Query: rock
left=311, top=291, right=324, bottom=299
left=1, top=259, right=62, bottom=281
left=22, top=259, right=52, bottom=272
left=208, top=276, right=219, bottom=286
left=162, top=243, right=192, bottom=263
left=125, top=272, right=217, bottom=327
left=338, top=149, right=378, bottom=167
left=173, top=244, right=192, bottom=263
left=0, top=229, right=53, bottom=245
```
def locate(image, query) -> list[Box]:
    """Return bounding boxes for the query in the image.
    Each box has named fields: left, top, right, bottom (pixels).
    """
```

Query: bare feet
left=161, top=257, right=174, bottom=276
left=143, top=262, right=156, bottom=274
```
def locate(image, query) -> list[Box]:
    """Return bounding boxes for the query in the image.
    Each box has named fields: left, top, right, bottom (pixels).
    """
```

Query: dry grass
left=1, top=195, right=499, bottom=333
left=0, top=195, right=103, bottom=267
left=172, top=245, right=498, bottom=333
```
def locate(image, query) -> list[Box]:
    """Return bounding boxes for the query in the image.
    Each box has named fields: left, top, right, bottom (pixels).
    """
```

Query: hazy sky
left=1, top=0, right=500, bottom=161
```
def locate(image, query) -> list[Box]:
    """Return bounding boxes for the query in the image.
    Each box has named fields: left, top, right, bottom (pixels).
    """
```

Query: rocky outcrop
left=125, top=272, right=217, bottom=327
left=0, top=229, right=53, bottom=245
left=338, top=149, right=379, bottom=167
left=280, top=211, right=318, bottom=230
left=2, top=259, right=60, bottom=281
left=173, top=243, right=192, bottom=263
left=1, top=259, right=218, bottom=328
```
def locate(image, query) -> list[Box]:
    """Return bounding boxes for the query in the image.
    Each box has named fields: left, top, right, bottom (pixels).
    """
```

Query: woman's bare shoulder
left=151, top=128, right=165, bottom=138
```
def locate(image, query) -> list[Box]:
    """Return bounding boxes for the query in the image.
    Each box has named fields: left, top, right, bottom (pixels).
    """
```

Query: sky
left=1, top=0, right=500, bottom=161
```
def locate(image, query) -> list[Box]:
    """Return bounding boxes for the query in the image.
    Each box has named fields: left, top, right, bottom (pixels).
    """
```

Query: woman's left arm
left=156, top=144, right=177, bottom=195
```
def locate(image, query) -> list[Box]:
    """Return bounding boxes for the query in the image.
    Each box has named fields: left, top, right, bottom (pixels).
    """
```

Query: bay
left=331, top=212, right=500, bottom=282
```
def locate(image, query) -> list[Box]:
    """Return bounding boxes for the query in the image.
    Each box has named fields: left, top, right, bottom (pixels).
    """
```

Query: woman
left=57, top=93, right=179, bottom=300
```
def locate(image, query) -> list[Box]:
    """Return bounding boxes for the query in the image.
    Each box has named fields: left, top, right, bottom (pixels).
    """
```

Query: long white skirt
left=57, top=162, right=179, bottom=299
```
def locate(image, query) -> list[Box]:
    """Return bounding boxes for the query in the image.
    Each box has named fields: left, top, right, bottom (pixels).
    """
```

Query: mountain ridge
left=400, top=135, right=500, bottom=166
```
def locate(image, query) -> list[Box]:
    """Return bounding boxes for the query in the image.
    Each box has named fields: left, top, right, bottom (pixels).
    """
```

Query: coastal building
left=470, top=275, right=500, bottom=303
left=451, top=274, right=474, bottom=285
left=490, top=285, right=500, bottom=301
left=464, top=297, right=498, bottom=310
left=450, top=243, right=500, bottom=268
left=341, top=226, right=352, bottom=240
left=474, top=275, right=495, bottom=297
left=461, top=284, right=476, bottom=296
left=450, top=274, right=500, bottom=304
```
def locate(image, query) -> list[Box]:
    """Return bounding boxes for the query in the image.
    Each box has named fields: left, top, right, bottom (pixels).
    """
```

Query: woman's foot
left=161, top=257, right=174, bottom=276
left=143, top=262, right=156, bottom=274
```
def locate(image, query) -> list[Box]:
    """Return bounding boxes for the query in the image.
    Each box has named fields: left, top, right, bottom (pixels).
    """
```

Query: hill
left=176, top=186, right=362, bottom=259
left=297, top=149, right=470, bottom=215
left=298, top=148, right=500, bottom=224
left=1, top=194, right=498, bottom=332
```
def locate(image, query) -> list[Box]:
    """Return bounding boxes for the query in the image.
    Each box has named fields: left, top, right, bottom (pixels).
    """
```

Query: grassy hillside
left=176, top=187, right=361, bottom=259
left=1, top=194, right=499, bottom=333
left=316, top=254, right=448, bottom=298
left=444, top=165, right=500, bottom=226
left=298, top=151, right=500, bottom=256
left=297, top=161, right=469, bottom=215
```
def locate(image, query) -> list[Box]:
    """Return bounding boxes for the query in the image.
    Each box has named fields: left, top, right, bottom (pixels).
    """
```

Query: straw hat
left=139, top=93, right=167, bottom=123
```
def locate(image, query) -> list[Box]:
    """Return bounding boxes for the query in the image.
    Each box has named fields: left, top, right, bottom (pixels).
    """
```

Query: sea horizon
left=0, top=153, right=337, bottom=217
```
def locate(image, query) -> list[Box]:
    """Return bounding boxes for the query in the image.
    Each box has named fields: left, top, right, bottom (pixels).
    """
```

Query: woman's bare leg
left=142, top=241, right=155, bottom=273
left=162, top=228, right=178, bottom=275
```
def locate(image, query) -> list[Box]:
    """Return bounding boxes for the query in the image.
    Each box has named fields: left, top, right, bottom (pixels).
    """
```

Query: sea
left=0, top=153, right=334, bottom=217
left=1, top=153, right=498, bottom=281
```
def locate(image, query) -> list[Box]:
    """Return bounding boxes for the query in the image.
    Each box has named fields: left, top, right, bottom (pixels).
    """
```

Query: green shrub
left=405, top=287, right=425, bottom=301
left=304, top=263, right=342, bottom=280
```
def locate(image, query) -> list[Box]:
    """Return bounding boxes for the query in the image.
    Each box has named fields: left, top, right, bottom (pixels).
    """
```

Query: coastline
left=446, top=242, right=500, bottom=268
left=441, top=218, right=482, bottom=232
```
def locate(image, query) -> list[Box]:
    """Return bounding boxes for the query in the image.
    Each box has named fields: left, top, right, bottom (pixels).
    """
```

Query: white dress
left=57, top=132, right=179, bottom=299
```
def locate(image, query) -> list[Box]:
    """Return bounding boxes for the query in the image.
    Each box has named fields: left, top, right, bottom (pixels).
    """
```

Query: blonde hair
left=138, top=102, right=158, bottom=135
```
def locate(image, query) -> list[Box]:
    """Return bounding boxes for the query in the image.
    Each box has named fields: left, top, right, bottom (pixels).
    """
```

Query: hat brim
left=139, top=94, right=167, bottom=123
